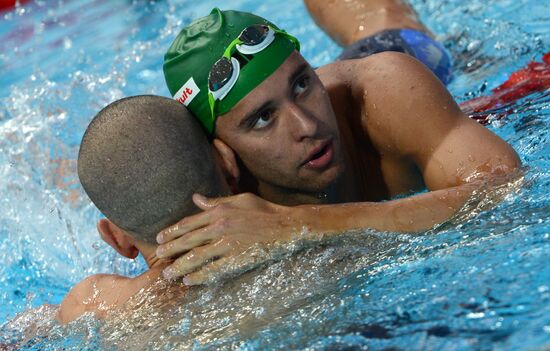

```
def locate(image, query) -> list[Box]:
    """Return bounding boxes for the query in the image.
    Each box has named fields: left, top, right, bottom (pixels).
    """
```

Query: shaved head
left=78, top=95, right=227, bottom=244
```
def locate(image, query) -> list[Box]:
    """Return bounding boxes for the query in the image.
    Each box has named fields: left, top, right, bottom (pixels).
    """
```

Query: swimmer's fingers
left=156, top=193, right=247, bottom=244
left=156, top=224, right=222, bottom=259
left=158, top=193, right=277, bottom=244
left=156, top=210, right=216, bottom=244
left=162, top=240, right=228, bottom=280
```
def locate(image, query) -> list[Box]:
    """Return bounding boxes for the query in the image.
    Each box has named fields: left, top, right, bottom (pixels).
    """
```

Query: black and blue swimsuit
left=339, top=28, right=452, bottom=85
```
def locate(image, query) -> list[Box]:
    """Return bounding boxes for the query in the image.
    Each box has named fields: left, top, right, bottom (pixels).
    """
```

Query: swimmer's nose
left=286, top=103, right=318, bottom=141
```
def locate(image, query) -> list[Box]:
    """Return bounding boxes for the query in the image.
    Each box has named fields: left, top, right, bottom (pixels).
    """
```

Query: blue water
left=0, top=0, right=549, bottom=350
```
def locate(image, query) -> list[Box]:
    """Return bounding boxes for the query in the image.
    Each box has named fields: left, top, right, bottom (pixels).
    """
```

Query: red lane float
left=0, top=0, right=27, bottom=11
left=460, top=51, right=550, bottom=123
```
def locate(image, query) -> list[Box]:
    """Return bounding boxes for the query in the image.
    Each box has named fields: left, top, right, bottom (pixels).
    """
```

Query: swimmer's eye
left=249, top=109, right=275, bottom=130
left=293, top=75, right=310, bottom=96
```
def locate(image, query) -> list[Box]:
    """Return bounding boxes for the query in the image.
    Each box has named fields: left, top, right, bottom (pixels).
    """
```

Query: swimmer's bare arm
left=303, top=52, right=520, bottom=232
left=154, top=53, right=520, bottom=283
left=155, top=184, right=487, bottom=284
left=301, top=52, right=521, bottom=230
left=336, top=52, right=521, bottom=191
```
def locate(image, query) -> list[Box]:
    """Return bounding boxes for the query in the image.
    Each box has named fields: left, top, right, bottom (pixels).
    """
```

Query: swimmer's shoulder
left=316, top=51, right=429, bottom=90
left=316, top=51, right=466, bottom=158
left=57, top=267, right=167, bottom=324
left=56, top=273, right=134, bottom=324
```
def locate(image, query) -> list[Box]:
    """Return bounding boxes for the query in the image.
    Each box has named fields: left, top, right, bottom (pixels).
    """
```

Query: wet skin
left=214, top=52, right=349, bottom=206
left=213, top=51, right=407, bottom=206
left=155, top=50, right=520, bottom=284
left=57, top=219, right=184, bottom=324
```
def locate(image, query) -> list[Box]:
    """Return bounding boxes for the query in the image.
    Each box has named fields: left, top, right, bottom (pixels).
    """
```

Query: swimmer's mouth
left=303, top=139, right=334, bottom=170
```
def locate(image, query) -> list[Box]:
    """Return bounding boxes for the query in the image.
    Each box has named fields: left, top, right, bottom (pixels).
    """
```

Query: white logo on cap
left=173, top=77, right=200, bottom=106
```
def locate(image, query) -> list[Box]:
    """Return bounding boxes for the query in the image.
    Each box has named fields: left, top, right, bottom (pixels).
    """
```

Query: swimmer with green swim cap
left=164, top=8, right=300, bottom=135
left=157, top=3, right=520, bottom=285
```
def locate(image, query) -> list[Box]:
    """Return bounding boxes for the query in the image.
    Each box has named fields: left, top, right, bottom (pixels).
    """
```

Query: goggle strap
left=223, top=38, right=244, bottom=59
left=208, top=93, right=216, bottom=127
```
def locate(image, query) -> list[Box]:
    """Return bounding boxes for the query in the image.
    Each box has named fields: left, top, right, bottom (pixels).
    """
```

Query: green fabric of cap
left=163, top=8, right=299, bottom=135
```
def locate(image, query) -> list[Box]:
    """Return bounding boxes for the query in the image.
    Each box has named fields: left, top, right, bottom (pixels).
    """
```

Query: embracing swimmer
left=57, top=0, right=521, bottom=324
left=59, top=0, right=449, bottom=325
left=56, top=96, right=229, bottom=324
left=155, top=0, right=520, bottom=284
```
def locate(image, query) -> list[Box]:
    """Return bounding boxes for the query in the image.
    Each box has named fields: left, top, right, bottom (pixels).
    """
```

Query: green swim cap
left=163, top=8, right=299, bottom=135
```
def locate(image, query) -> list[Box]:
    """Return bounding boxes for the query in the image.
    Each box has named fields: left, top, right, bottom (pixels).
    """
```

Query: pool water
left=0, top=0, right=549, bottom=350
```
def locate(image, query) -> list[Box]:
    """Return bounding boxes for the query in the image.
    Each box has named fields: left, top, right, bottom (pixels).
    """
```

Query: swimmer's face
left=214, top=51, right=344, bottom=196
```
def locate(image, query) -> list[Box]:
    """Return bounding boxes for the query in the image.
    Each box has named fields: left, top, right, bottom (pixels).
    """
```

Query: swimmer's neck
left=136, top=241, right=172, bottom=269
left=255, top=162, right=359, bottom=206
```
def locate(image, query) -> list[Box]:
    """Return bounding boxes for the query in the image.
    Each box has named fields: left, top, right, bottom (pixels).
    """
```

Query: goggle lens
left=208, top=58, right=234, bottom=92
left=238, top=25, right=269, bottom=46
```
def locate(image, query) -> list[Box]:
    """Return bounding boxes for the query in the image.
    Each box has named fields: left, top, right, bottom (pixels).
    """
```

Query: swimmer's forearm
left=297, top=183, right=479, bottom=234
left=155, top=185, right=488, bottom=283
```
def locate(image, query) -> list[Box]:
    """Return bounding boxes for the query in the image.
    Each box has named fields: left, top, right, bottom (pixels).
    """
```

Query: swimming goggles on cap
left=207, top=24, right=300, bottom=120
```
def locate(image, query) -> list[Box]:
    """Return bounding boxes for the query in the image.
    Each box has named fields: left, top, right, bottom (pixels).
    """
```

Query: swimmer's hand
left=155, top=193, right=312, bottom=285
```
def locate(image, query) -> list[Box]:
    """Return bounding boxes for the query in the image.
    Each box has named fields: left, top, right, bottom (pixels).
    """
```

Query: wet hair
left=78, top=95, right=227, bottom=244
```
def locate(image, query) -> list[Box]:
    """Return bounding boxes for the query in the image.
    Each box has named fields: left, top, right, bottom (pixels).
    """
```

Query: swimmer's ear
left=213, top=138, right=240, bottom=193
left=97, top=219, right=139, bottom=259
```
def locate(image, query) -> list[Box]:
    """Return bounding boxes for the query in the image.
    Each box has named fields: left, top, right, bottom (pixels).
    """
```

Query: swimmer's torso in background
left=338, top=28, right=452, bottom=85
